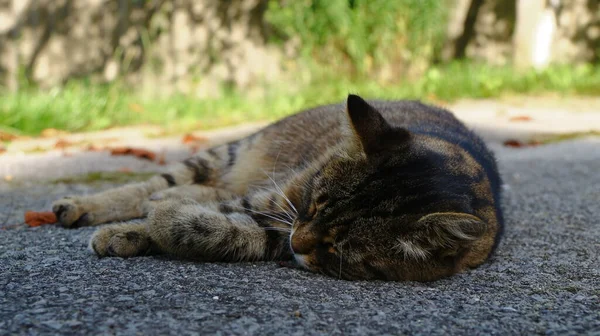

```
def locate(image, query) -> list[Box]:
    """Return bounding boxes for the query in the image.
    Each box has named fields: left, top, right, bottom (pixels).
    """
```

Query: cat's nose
left=291, top=230, right=317, bottom=255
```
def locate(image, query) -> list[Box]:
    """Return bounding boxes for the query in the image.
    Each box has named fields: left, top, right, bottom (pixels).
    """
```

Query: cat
left=52, top=94, right=503, bottom=281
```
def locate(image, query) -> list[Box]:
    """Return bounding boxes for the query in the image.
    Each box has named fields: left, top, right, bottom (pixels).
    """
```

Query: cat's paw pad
left=90, top=228, right=149, bottom=258
left=52, top=197, right=93, bottom=228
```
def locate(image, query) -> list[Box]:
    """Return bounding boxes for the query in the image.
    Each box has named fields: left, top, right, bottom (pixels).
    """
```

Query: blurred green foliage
left=266, top=0, right=447, bottom=77
left=2, top=63, right=599, bottom=136
left=1, top=0, right=600, bottom=136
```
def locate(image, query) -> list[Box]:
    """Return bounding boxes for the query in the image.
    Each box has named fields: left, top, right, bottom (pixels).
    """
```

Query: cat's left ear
left=346, top=94, right=409, bottom=156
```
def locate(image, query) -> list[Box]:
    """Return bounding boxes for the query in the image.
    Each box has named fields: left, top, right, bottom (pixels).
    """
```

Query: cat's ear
left=417, top=212, right=487, bottom=251
left=346, top=94, right=409, bottom=156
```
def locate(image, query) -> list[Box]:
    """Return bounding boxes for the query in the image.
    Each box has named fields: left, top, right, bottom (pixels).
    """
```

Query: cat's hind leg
left=52, top=145, right=235, bottom=228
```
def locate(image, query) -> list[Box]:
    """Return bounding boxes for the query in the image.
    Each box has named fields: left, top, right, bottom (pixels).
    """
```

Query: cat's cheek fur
left=293, top=254, right=309, bottom=269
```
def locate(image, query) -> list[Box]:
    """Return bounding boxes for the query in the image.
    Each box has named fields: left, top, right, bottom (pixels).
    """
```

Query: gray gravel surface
left=1, top=138, right=599, bottom=335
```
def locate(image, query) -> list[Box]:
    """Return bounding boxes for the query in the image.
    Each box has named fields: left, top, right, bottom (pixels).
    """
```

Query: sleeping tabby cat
left=52, top=94, right=503, bottom=281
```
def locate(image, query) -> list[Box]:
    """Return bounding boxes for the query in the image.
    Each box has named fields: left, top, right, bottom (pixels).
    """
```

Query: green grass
left=50, top=171, right=157, bottom=185
left=2, top=62, right=600, bottom=136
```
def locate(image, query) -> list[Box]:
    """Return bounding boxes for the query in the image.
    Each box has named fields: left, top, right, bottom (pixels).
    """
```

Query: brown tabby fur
left=52, top=94, right=503, bottom=281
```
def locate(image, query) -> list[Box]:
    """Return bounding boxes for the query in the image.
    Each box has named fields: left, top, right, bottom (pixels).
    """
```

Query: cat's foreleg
left=89, top=222, right=151, bottom=257
left=90, top=198, right=292, bottom=261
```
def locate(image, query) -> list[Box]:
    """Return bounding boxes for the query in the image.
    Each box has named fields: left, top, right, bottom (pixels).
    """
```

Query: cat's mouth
left=289, top=234, right=309, bottom=269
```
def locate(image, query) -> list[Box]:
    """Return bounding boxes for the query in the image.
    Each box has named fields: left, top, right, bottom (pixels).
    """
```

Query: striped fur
left=54, top=94, right=503, bottom=281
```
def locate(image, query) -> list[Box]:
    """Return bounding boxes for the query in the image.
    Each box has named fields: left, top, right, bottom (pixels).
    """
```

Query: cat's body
left=52, top=95, right=503, bottom=281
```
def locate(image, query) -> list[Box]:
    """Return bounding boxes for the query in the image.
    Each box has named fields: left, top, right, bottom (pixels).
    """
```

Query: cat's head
left=289, top=94, right=491, bottom=281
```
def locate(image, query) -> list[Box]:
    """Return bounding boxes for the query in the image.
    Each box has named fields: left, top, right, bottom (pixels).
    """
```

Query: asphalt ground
left=1, top=138, right=599, bottom=335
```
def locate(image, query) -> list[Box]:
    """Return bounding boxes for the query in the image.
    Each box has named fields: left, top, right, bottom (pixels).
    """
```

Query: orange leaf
left=86, top=144, right=104, bottom=152
left=110, top=147, right=157, bottom=161
left=54, top=139, right=73, bottom=149
left=0, top=131, right=17, bottom=141
left=503, top=140, right=524, bottom=147
left=503, top=139, right=542, bottom=148
left=509, top=115, right=533, bottom=122
left=24, top=211, right=57, bottom=227
left=182, top=133, right=208, bottom=144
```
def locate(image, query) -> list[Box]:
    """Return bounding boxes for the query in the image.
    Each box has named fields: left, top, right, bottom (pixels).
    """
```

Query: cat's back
left=266, top=99, right=473, bottom=141
left=264, top=99, right=492, bottom=164
left=260, top=99, right=502, bottom=218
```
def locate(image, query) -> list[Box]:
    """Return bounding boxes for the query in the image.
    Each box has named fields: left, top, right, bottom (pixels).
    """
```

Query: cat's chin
left=293, top=254, right=309, bottom=269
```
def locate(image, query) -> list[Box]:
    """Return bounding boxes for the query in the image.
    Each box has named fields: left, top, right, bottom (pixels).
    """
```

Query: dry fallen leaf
left=0, top=131, right=17, bottom=141
left=54, top=139, right=73, bottom=149
left=509, top=115, right=533, bottom=122
left=503, top=139, right=542, bottom=148
left=503, top=140, right=524, bottom=147
left=110, top=147, right=157, bottom=161
left=0, top=146, right=6, bottom=155
left=118, top=167, right=132, bottom=173
left=182, top=133, right=208, bottom=144
left=4, top=175, right=13, bottom=182
left=24, top=211, right=57, bottom=227
left=85, top=144, right=104, bottom=152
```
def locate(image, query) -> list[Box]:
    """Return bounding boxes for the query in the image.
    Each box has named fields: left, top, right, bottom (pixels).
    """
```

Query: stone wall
left=0, top=0, right=283, bottom=95
left=1, top=0, right=599, bottom=93
left=444, top=0, right=599, bottom=67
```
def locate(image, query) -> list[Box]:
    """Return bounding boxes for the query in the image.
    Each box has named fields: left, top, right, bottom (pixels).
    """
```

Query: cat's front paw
left=52, top=197, right=94, bottom=228
left=89, top=224, right=150, bottom=258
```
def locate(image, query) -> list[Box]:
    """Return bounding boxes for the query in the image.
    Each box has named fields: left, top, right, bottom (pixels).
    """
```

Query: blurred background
left=0, top=0, right=599, bottom=137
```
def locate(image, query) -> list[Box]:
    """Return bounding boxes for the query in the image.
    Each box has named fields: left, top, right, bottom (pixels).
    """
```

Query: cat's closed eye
left=324, top=242, right=337, bottom=254
left=305, top=203, right=317, bottom=219
left=320, top=238, right=337, bottom=254
left=315, top=194, right=329, bottom=207
left=306, top=194, right=329, bottom=219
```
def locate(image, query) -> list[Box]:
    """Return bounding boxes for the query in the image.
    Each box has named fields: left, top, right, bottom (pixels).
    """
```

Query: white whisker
left=260, top=191, right=295, bottom=221
left=261, top=168, right=298, bottom=215
left=242, top=182, right=296, bottom=222
left=282, top=193, right=298, bottom=215
left=271, top=199, right=295, bottom=221
left=231, top=205, right=293, bottom=226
